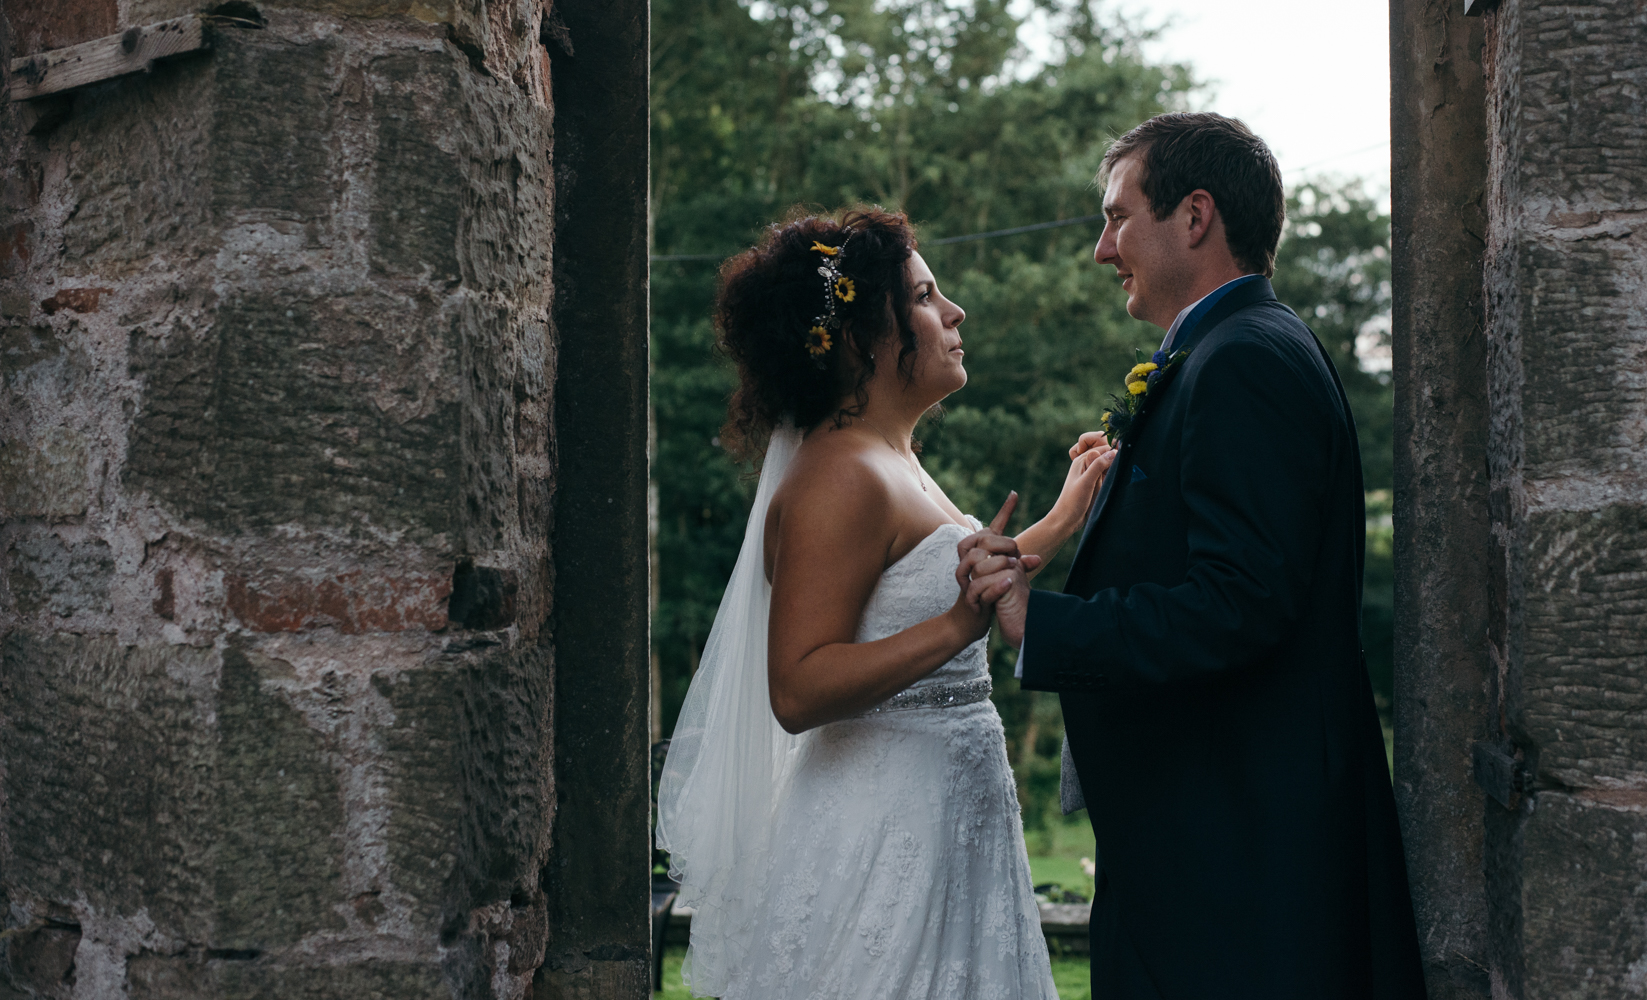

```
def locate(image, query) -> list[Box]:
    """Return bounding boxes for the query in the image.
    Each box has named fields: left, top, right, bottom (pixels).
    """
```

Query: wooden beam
left=7, top=15, right=208, bottom=102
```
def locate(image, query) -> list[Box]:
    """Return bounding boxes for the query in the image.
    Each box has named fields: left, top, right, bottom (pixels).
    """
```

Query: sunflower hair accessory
left=804, top=232, right=853, bottom=368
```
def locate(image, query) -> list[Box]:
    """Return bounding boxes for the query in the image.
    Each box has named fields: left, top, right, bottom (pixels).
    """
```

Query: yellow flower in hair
left=806, top=325, right=834, bottom=357
left=1128, top=379, right=1148, bottom=396
left=811, top=241, right=840, bottom=256
left=835, top=276, right=857, bottom=302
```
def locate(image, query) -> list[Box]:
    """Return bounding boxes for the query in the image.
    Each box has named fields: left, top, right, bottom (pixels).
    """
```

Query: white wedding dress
left=656, top=423, right=1055, bottom=1000
left=732, top=518, right=1058, bottom=1000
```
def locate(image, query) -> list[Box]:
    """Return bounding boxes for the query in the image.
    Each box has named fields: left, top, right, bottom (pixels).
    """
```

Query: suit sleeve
left=1019, top=337, right=1335, bottom=691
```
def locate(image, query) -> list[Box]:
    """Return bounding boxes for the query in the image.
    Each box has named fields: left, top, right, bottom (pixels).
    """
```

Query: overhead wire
left=650, top=146, right=1389, bottom=264
left=650, top=212, right=1106, bottom=263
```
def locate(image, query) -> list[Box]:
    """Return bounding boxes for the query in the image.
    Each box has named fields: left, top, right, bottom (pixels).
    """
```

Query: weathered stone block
left=1523, top=504, right=1647, bottom=789
left=0, top=921, right=79, bottom=999
left=455, top=298, right=520, bottom=555
left=6, top=533, right=114, bottom=617
left=58, top=57, right=213, bottom=277
left=0, top=427, right=86, bottom=518
left=211, top=34, right=337, bottom=226
left=1510, top=3, right=1647, bottom=212
left=1520, top=792, right=1647, bottom=997
left=370, top=53, right=463, bottom=282
left=0, top=636, right=358, bottom=953
left=125, top=292, right=463, bottom=539
left=38, top=287, right=110, bottom=315
left=211, top=646, right=348, bottom=951
left=4, top=0, right=119, bottom=55
left=227, top=570, right=454, bottom=632
left=1518, top=241, right=1647, bottom=479
left=0, top=635, right=217, bottom=935
left=0, top=222, right=32, bottom=278
left=375, top=642, right=552, bottom=939
left=126, top=956, right=448, bottom=1000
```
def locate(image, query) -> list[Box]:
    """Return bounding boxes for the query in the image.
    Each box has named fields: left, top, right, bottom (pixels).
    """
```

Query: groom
left=961, top=113, right=1426, bottom=997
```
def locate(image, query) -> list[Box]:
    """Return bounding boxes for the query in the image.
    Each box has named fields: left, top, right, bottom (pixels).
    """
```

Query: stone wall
left=1480, top=1, right=1647, bottom=996
left=1396, top=1, right=1647, bottom=997
left=0, top=0, right=603, bottom=995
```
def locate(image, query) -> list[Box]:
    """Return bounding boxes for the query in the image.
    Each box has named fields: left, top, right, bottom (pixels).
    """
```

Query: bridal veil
left=654, top=422, right=808, bottom=996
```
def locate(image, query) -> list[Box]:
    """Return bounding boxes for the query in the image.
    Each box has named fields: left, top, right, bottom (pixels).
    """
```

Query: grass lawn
left=1026, top=814, right=1097, bottom=898
left=658, top=946, right=1092, bottom=999
left=1050, top=953, right=1092, bottom=999
left=657, top=948, right=690, bottom=1000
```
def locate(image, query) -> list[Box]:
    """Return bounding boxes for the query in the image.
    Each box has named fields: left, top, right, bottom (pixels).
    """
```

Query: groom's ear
left=1183, top=189, right=1219, bottom=248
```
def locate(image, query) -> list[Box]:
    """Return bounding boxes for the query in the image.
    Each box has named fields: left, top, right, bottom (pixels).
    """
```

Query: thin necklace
left=860, top=415, right=928, bottom=493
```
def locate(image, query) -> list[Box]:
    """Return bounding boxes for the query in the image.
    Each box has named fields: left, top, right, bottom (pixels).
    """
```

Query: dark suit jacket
left=1020, top=278, right=1425, bottom=999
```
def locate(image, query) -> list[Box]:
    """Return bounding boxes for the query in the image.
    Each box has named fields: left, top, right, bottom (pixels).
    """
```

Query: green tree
left=1271, top=181, right=1395, bottom=707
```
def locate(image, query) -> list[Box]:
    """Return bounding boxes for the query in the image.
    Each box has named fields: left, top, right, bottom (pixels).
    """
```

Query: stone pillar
left=537, top=1, right=652, bottom=996
left=0, top=0, right=606, bottom=995
left=1389, top=3, right=1493, bottom=997
left=1478, top=1, right=1647, bottom=995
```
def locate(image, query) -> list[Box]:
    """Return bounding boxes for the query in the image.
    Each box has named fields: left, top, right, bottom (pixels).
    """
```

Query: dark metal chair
left=651, top=873, right=680, bottom=992
left=650, top=739, right=676, bottom=992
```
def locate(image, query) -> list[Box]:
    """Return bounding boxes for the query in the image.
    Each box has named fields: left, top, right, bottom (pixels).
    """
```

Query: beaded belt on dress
left=859, top=676, right=993, bottom=715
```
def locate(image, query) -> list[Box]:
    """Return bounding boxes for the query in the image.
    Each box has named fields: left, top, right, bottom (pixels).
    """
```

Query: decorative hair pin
left=806, top=235, right=854, bottom=366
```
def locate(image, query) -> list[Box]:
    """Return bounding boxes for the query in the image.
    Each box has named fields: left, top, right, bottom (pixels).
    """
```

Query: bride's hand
left=953, top=492, right=1042, bottom=620
left=1046, top=433, right=1116, bottom=534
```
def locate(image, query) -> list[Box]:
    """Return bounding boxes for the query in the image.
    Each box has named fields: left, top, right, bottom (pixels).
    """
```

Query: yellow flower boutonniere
left=1102, top=348, right=1191, bottom=442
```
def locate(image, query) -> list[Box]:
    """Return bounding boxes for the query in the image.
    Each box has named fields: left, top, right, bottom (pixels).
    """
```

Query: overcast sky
left=1019, top=0, right=1392, bottom=193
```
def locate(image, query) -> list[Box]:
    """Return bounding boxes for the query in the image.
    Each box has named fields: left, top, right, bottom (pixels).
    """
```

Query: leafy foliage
left=649, top=0, right=1394, bottom=816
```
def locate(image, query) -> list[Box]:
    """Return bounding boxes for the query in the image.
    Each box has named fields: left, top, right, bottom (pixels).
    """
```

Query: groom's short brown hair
left=1099, top=113, right=1285, bottom=277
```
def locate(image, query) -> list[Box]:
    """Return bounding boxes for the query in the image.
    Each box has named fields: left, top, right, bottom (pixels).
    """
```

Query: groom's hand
left=966, top=566, right=1030, bottom=648
left=956, top=492, right=1041, bottom=609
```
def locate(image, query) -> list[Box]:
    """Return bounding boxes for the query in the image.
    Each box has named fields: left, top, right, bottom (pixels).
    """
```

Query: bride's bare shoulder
left=772, top=427, right=892, bottom=521
left=762, top=426, right=903, bottom=582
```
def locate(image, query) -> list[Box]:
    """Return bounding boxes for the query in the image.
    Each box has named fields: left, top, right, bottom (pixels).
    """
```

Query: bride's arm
left=1011, top=434, right=1116, bottom=578
left=766, top=455, right=1011, bottom=735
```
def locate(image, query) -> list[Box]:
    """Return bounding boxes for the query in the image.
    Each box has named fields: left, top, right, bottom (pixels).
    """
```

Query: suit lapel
left=1070, top=439, right=1127, bottom=558
left=1063, top=278, right=1279, bottom=592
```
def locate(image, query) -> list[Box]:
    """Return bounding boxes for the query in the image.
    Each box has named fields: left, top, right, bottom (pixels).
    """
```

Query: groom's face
left=1095, top=154, right=1191, bottom=329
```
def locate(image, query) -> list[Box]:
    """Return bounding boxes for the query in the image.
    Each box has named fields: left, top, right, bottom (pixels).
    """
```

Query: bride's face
left=898, top=251, right=967, bottom=398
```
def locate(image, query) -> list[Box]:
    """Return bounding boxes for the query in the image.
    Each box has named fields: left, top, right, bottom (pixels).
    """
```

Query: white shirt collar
left=1159, top=275, right=1255, bottom=352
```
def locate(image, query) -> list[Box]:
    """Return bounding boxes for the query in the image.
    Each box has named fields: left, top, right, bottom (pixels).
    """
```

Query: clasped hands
left=954, top=432, right=1116, bottom=648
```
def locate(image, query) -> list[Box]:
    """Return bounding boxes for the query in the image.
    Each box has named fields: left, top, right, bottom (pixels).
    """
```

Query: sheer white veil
left=655, top=421, right=809, bottom=996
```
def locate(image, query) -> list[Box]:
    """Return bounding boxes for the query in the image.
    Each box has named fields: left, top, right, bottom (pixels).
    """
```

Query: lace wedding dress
left=732, top=518, right=1058, bottom=1000
left=656, top=423, right=1055, bottom=1000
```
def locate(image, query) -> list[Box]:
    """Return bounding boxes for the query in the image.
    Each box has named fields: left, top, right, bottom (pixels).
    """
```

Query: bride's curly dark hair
left=716, top=206, right=920, bottom=460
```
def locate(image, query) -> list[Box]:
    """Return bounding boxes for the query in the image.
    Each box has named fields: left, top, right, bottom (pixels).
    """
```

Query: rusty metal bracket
left=1473, top=740, right=1529, bottom=809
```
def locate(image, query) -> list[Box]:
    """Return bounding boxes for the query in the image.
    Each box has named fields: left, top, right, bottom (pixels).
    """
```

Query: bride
left=656, top=207, right=1115, bottom=999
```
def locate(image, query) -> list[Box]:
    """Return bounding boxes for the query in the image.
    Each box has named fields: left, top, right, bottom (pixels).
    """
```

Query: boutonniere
left=1101, top=347, right=1191, bottom=443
